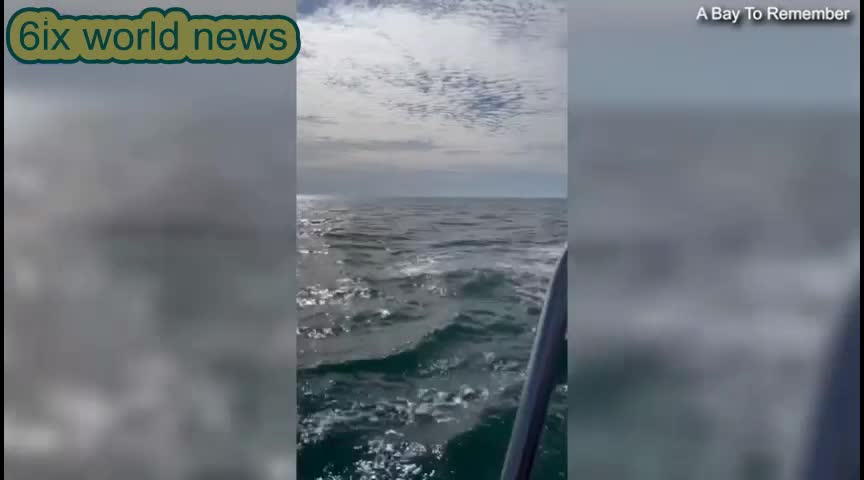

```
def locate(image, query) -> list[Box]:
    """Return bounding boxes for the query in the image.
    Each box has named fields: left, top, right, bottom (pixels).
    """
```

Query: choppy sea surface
left=297, top=196, right=567, bottom=479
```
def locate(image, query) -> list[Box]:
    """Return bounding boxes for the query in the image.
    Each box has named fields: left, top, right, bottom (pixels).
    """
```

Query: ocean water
left=297, top=196, right=567, bottom=479
left=5, top=102, right=296, bottom=480
left=566, top=110, right=860, bottom=480
left=4, top=226, right=297, bottom=480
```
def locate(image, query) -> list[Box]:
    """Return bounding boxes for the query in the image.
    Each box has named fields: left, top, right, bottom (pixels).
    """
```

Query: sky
left=5, top=1, right=859, bottom=198
left=4, top=0, right=297, bottom=228
left=570, top=0, right=860, bottom=108
left=296, top=0, right=568, bottom=197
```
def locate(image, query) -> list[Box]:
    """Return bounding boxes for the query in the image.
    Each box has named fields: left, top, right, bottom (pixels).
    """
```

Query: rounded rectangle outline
left=5, top=7, right=302, bottom=65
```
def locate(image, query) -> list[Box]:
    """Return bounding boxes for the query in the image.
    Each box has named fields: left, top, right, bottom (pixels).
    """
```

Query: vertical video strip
left=4, top=1, right=298, bottom=479
left=569, top=3, right=859, bottom=480
left=296, top=0, right=567, bottom=478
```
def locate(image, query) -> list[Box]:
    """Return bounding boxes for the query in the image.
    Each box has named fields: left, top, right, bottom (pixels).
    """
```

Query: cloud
left=297, top=0, right=566, bottom=194
left=5, top=0, right=567, bottom=196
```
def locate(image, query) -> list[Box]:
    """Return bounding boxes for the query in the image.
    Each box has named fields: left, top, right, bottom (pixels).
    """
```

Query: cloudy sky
left=5, top=1, right=297, bottom=228
left=571, top=0, right=859, bottom=108
left=296, top=0, right=567, bottom=196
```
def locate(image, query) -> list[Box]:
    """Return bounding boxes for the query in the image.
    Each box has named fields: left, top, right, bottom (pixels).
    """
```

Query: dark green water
left=297, top=196, right=567, bottom=479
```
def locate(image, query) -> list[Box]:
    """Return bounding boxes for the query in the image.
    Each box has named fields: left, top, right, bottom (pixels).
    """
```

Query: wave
left=298, top=362, right=569, bottom=479
left=429, top=239, right=510, bottom=249
left=322, top=231, right=416, bottom=243
left=297, top=197, right=566, bottom=478
left=300, top=315, right=523, bottom=377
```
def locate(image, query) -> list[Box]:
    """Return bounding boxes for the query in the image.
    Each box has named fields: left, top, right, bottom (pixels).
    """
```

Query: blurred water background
left=4, top=64, right=296, bottom=479
left=567, top=108, right=859, bottom=480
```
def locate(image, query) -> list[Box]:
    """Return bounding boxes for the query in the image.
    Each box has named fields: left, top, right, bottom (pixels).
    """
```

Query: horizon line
left=297, top=194, right=566, bottom=199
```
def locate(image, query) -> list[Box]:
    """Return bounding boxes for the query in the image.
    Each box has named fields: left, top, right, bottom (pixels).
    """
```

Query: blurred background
left=4, top=2, right=297, bottom=479
left=568, top=1, right=859, bottom=479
